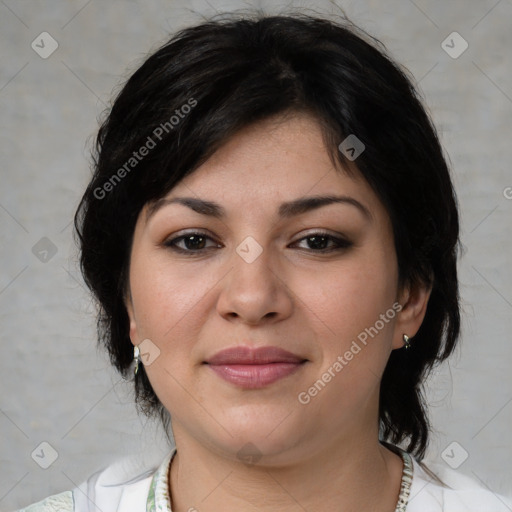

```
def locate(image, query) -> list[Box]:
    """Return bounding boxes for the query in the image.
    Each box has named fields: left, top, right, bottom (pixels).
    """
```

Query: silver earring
left=403, top=334, right=411, bottom=350
left=134, top=345, right=140, bottom=375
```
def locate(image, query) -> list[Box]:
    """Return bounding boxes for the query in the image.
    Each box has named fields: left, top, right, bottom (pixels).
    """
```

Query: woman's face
left=126, top=113, right=425, bottom=464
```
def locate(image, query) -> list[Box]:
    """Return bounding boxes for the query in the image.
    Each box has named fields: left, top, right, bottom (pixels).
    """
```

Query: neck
left=168, top=426, right=404, bottom=512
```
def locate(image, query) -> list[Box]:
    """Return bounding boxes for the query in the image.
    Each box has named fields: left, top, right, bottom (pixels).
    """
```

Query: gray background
left=1, top=0, right=511, bottom=510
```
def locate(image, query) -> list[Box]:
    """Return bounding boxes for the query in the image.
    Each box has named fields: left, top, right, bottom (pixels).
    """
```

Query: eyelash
left=163, top=231, right=353, bottom=254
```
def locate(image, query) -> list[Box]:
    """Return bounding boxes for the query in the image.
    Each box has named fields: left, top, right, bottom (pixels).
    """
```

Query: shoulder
left=407, top=456, right=512, bottom=512
left=14, top=450, right=174, bottom=512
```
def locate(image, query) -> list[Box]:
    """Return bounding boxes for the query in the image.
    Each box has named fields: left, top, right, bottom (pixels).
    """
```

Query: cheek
left=128, top=252, right=215, bottom=405
left=128, top=250, right=214, bottom=345
left=298, top=266, right=398, bottom=420
left=304, top=247, right=399, bottom=389
left=312, top=250, right=398, bottom=335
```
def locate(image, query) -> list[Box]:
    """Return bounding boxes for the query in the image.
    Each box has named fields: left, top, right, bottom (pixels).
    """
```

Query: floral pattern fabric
left=146, top=450, right=175, bottom=512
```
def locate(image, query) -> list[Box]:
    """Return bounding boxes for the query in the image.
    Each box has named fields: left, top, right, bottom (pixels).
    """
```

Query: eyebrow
left=146, top=194, right=372, bottom=222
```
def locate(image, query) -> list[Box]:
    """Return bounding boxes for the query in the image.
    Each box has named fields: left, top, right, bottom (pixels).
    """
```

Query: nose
left=216, top=241, right=293, bottom=325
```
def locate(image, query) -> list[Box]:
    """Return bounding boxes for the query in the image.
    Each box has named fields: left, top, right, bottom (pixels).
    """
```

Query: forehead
left=187, top=113, right=333, bottom=184
left=163, top=114, right=371, bottom=201
left=140, top=113, right=390, bottom=230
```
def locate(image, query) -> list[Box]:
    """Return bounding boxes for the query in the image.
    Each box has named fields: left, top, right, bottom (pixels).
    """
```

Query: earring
left=133, top=345, right=140, bottom=375
left=403, top=334, right=411, bottom=350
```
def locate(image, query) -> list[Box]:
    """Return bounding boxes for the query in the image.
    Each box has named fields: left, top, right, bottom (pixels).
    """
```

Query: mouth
left=204, top=346, right=308, bottom=389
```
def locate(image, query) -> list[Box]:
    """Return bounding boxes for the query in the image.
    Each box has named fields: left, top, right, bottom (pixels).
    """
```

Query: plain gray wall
left=1, top=0, right=511, bottom=510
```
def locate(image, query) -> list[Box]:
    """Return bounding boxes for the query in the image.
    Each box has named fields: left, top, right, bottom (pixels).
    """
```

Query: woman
left=16, top=11, right=511, bottom=512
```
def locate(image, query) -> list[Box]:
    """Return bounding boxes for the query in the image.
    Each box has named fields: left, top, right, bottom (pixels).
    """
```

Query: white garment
left=14, top=447, right=512, bottom=512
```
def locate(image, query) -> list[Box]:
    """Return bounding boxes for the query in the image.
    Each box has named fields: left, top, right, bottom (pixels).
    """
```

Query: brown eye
left=164, top=232, right=221, bottom=253
left=291, top=232, right=353, bottom=252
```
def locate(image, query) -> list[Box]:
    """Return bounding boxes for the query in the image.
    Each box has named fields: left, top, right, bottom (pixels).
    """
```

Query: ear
left=391, top=278, right=432, bottom=350
left=124, top=285, right=139, bottom=346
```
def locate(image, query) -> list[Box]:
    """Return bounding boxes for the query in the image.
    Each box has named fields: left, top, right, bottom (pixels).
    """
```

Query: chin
left=204, top=412, right=304, bottom=463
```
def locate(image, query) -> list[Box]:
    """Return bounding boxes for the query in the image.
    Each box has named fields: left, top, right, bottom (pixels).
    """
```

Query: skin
left=125, top=113, right=431, bottom=512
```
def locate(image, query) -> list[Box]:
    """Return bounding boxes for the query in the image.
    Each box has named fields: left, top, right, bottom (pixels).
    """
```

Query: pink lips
left=205, top=346, right=307, bottom=389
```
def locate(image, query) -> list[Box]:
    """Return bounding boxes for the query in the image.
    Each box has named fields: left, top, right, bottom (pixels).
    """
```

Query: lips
left=206, top=346, right=306, bottom=365
left=204, top=346, right=307, bottom=389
